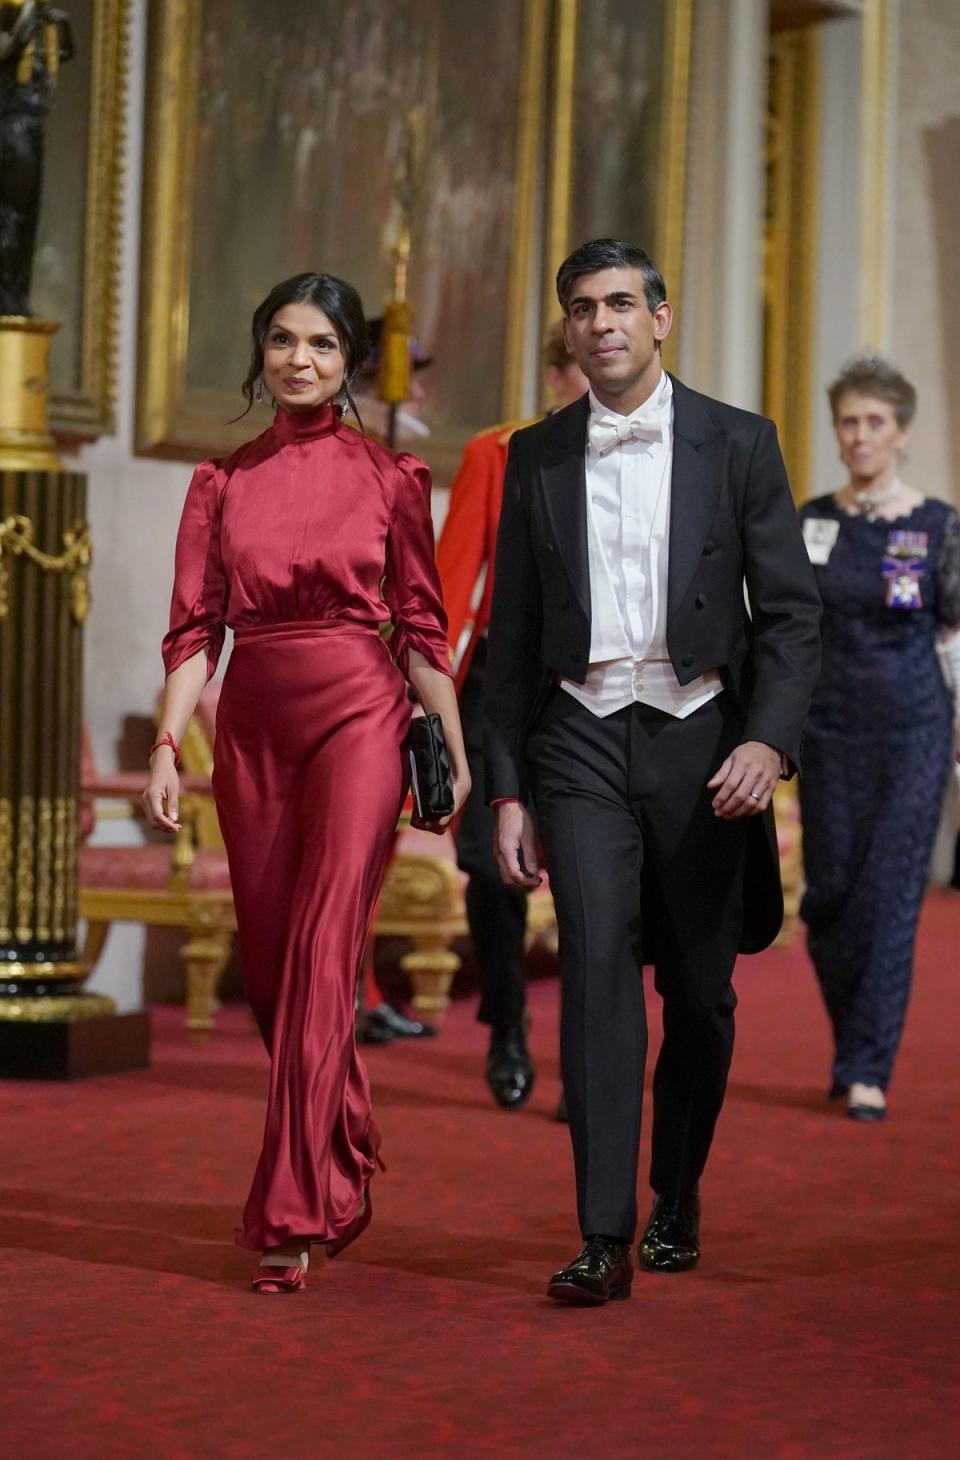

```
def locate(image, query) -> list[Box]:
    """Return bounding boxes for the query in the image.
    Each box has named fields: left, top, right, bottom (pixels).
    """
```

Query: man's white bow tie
left=589, top=408, right=663, bottom=455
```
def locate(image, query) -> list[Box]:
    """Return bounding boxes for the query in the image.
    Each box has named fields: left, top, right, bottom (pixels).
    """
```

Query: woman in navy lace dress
left=799, top=356, right=960, bottom=1121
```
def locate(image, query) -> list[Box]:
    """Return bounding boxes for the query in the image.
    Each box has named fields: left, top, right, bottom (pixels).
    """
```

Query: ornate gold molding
left=0, top=993, right=116, bottom=1022
left=859, top=0, right=892, bottom=346
left=136, top=0, right=201, bottom=456
left=501, top=0, right=550, bottom=420
left=0, top=514, right=92, bottom=624
left=52, top=796, right=68, bottom=942
left=35, top=797, right=53, bottom=941
left=50, top=0, right=130, bottom=438
left=657, top=0, right=693, bottom=374
left=15, top=795, right=34, bottom=943
left=540, top=0, right=578, bottom=336
left=0, top=798, right=12, bottom=943
left=764, top=27, right=821, bottom=503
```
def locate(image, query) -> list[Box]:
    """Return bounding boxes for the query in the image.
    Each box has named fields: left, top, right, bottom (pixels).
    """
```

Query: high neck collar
left=271, top=401, right=343, bottom=443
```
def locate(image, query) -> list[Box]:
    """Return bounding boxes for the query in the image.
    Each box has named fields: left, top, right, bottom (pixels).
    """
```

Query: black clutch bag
left=409, top=713, right=455, bottom=827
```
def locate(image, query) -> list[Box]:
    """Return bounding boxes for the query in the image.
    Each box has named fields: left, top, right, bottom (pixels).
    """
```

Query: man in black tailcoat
left=483, top=239, right=821, bottom=1305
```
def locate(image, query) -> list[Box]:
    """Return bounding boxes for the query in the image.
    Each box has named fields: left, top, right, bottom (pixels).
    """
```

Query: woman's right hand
left=142, top=749, right=181, bottom=833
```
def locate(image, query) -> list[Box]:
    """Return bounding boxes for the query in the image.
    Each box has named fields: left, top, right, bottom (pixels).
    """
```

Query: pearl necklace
left=846, top=477, right=901, bottom=523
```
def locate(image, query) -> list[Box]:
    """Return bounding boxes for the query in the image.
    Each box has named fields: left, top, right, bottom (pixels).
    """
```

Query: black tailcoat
left=482, top=376, right=821, bottom=953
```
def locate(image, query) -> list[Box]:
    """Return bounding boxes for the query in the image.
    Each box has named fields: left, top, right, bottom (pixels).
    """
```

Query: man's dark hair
left=556, top=239, right=667, bottom=315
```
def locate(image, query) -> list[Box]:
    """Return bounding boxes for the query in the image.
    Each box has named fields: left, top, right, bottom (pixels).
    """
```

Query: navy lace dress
left=798, top=495, right=960, bottom=1092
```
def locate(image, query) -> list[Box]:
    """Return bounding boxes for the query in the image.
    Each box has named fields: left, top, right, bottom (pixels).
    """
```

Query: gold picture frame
left=136, top=0, right=550, bottom=472
left=33, top=0, right=130, bottom=440
left=542, top=0, right=692, bottom=374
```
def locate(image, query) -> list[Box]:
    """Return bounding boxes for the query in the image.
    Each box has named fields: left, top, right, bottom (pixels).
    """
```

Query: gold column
left=764, top=27, right=820, bottom=505
left=0, top=320, right=108, bottom=1023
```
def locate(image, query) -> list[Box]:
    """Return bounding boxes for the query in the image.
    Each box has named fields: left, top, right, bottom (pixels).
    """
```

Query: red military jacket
left=436, top=417, right=538, bottom=692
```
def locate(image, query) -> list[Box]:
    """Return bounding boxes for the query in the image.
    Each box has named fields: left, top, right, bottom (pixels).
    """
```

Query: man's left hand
left=707, top=741, right=781, bottom=819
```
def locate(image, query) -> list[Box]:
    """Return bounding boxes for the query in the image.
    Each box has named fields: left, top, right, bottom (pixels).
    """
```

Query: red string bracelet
left=149, top=730, right=182, bottom=767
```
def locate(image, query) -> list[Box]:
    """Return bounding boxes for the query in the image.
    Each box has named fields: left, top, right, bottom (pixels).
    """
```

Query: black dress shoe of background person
left=367, top=1001, right=438, bottom=1039
left=355, top=1008, right=395, bottom=1046
left=639, top=1189, right=701, bottom=1273
left=547, top=1236, right=633, bottom=1306
left=485, top=1025, right=536, bottom=1109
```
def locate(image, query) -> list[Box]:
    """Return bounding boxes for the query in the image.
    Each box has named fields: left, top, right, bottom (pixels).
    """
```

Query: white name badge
left=803, top=517, right=840, bottom=565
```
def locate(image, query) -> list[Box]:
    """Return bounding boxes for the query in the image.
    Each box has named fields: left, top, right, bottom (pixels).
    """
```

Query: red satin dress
left=162, top=402, right=450, bottom=1252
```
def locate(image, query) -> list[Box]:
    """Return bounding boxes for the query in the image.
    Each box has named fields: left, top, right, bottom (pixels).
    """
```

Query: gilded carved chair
left=77, top=728, right=236, bottom=1038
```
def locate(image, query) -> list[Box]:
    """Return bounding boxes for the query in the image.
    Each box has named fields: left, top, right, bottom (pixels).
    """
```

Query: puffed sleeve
left=383, top=453, right=452, bottom=680
left=161, top=460, right=228, bottom=680
left=936, top=508, right=960, bottom=628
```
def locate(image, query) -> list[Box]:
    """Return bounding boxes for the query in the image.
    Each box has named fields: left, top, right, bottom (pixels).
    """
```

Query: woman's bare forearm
left=155, top=650, right=210, bottom=748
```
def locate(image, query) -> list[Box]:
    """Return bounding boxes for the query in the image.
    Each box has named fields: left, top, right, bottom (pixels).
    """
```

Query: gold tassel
left=44, top=18, right=60, bottom=83
left=12, top=4, right=60, bottom=88
left=376, top=298, right=413, bottom=405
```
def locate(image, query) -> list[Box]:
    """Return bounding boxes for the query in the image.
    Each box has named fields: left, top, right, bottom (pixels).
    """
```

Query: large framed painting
left=543, top=0, right=691, bottom=369
left=136, top=0, right=548, bottom=473
left=33, top=0, right=129, bottom=439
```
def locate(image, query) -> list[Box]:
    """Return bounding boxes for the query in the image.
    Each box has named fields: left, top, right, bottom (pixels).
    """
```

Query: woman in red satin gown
left=143, top=273, right=469, bottom=1292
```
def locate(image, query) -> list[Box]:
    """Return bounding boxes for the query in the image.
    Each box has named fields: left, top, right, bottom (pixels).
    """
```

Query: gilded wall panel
left=32, top=0, right=129, bottom=440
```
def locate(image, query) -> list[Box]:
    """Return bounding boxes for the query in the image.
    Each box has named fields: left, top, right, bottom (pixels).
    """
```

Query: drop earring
left=255, top=374, right=264, bottom=403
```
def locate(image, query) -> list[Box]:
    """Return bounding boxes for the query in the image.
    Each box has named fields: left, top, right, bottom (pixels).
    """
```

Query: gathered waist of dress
left=232, top=619, right=387, bottom=646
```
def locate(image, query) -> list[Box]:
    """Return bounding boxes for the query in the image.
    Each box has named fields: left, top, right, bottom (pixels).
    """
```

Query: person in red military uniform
left=437, top=326, right=587, bottom=1107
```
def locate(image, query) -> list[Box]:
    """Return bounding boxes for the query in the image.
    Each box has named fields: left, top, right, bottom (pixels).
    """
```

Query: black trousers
left=528, top=689, right=747, bottom=1242
left=456, top=642, right=529, bottom=1030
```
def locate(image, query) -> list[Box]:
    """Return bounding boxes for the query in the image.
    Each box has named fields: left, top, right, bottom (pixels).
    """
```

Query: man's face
left=561, top=267, right=672, bottom=403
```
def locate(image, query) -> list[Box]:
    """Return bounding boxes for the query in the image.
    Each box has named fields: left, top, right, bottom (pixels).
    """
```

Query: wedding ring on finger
left=748, top=791, right=762, bottom=802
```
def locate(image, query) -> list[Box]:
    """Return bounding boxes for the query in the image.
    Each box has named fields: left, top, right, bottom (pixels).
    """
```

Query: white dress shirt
left=560, top=371, right=723, bottom=719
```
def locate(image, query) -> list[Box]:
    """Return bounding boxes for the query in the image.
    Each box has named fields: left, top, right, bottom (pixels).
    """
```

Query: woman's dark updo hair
left=239, top=272, right=370, bottom=420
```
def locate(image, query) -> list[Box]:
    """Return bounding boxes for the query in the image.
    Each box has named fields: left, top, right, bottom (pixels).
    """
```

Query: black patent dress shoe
left=367, top=1001, right=438, bottom=1039
left=355, top=1009, right=394, bottom=1045
left=639, top=1190, right=701, bottom=1273
left=485, top=1026, right=536, bottom=1110
left=547, top=1236, right=633, bottom=1306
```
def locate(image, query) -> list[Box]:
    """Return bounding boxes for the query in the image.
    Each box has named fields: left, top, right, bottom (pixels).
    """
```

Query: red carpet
left=2, top=893, right=959, bottom=1460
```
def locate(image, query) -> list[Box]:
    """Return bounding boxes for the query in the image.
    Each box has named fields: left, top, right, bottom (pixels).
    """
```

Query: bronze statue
left=0, top=1, right=74, bottom=316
